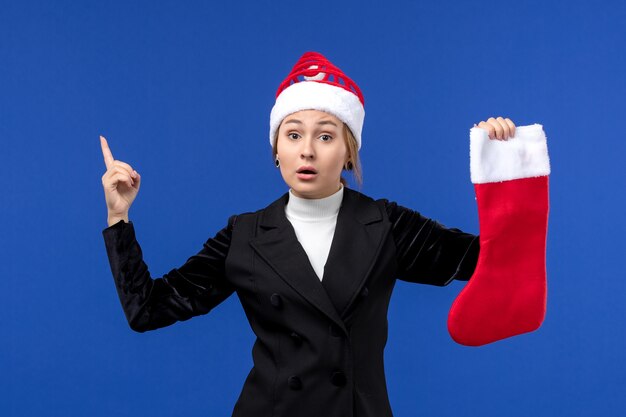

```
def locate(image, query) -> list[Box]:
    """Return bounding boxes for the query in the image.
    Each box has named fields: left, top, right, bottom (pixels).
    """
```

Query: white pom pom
left=303, top=65, right=326, bottom=81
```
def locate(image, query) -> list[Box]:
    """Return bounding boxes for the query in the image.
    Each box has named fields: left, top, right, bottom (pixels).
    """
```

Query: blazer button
left=329, top=324, right=342, bottom=337
left=360, top=286, right=369, bottom=297
left=288, top=375, right=302, bottom=390
left=270, top=293, right=283, bottom=308
left=290, top=331, right=303, bottom=346
left=331, top=371, right=347, bottom=387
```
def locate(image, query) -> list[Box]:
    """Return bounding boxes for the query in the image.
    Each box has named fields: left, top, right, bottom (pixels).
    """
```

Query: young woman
left=100, top=52, right=535, bottom=417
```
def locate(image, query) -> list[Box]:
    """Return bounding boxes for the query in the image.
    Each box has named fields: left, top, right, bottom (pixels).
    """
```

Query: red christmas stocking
left=447, top=124, right=550, bottom=346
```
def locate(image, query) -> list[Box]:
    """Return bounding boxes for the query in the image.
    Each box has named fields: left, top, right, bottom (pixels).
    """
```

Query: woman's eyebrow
left=284, top=119, right=338, bottom=127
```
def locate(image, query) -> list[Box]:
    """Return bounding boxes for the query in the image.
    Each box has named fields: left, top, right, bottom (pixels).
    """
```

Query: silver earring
left=275, top=157, right=280, bottom=168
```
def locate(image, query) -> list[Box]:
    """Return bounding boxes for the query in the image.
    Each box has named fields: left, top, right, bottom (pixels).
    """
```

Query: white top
left=285, top=184, right=344, bottom=281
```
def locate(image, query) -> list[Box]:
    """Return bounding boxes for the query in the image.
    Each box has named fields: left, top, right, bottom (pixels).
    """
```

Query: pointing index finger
left=100, top=135, right=115, bottom=169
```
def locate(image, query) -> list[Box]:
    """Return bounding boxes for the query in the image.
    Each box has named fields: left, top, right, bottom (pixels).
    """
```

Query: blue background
left=2, top=0, right=624, bottom=416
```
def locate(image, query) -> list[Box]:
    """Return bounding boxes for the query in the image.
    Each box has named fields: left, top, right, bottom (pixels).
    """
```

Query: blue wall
left=1, top=0, right=624, bottom=416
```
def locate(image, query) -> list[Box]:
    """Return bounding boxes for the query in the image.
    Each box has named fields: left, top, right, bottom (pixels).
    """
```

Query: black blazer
left=102, top=186, right=479, bottom=417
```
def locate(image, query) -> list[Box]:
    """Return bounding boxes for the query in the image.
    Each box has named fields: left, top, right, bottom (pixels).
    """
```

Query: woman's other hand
left=100, top=135, right=141, bottom=224
left=474, top=117, right=516, bottom=140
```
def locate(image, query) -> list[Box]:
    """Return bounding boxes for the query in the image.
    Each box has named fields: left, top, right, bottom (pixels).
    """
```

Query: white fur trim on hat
left=269, top=81, right=365, bottom=150
left=470, top=123, right=550, bottom=184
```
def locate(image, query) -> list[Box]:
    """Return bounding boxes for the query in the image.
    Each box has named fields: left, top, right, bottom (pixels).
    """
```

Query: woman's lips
left=296, top=172, right=317, bottom=180
left=296, top=166, right=318, bottom=180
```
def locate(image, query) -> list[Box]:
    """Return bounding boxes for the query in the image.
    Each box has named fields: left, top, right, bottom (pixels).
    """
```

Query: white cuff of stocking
left=470, top=123, right=550, bottom=184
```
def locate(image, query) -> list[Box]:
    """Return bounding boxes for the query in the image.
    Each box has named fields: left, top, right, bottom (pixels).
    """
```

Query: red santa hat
left=269, top=51, right=365, bottom=150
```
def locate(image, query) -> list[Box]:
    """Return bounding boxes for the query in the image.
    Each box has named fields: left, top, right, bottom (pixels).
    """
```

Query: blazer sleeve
left=102, top=215, right=237, bottom=332
left=384, top=200, right=480, bottom=286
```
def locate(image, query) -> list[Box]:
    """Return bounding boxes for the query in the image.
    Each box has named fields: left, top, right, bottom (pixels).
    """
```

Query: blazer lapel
left=249, top=191, right=346, bottom=332
left=322, top=187, right=391, bottom=318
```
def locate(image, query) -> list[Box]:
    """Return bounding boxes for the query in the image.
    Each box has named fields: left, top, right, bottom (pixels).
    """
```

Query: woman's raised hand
left=474, top=117, right=516, bottom=140
left=100, top=135, right=141, bottom=224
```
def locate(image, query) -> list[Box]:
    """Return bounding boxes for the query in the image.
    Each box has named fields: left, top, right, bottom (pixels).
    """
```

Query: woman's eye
left=288, top=133, right=300, bottom=140
left=320, top=134, right=332, bottom=142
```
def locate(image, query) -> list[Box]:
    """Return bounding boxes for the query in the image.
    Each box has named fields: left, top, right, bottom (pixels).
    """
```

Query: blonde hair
left=272, top=122, right=363, bottom=188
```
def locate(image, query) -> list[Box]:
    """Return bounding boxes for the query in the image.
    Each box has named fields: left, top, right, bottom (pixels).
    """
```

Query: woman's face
left=276, top=109, right=348, bottom=199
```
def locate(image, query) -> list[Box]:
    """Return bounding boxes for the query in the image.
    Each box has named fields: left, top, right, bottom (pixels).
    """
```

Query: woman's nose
left=300, top=137, right=315, bottom=159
